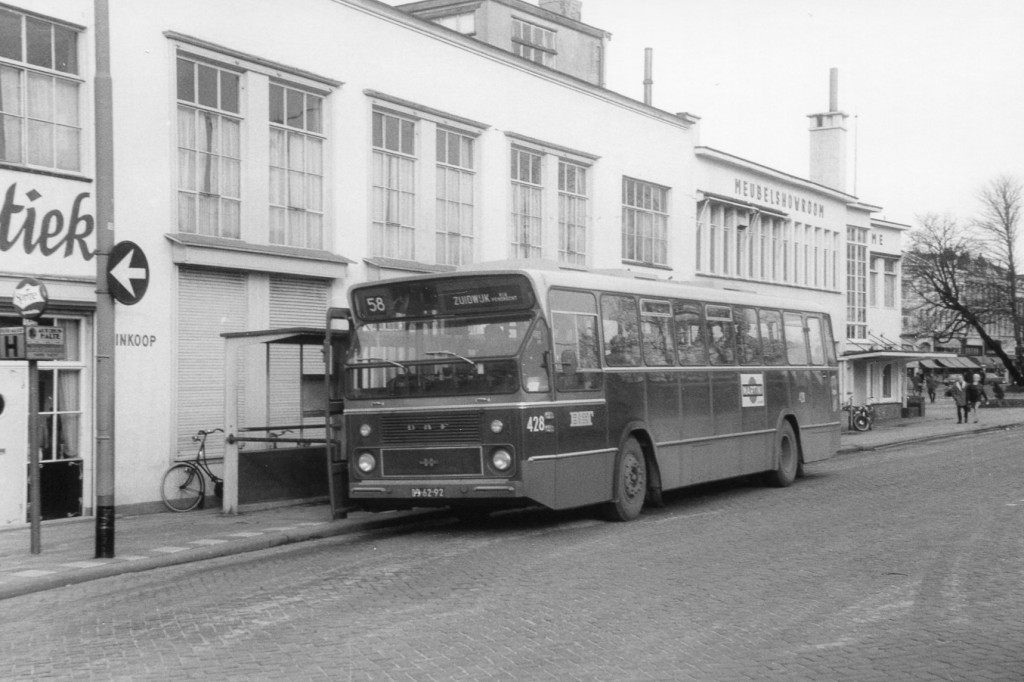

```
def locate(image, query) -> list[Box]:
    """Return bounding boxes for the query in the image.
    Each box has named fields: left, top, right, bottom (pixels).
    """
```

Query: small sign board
left=0, top=326, right=65, bottom=361
left=25, top=326, right=65, bottom=361
left=0, top=326, right=26, bottom=360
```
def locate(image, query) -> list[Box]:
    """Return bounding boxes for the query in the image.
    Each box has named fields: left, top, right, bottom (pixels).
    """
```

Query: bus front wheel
left=763, top=422, right=799, bottom=488
left=603, top=437, right=647, bottom=521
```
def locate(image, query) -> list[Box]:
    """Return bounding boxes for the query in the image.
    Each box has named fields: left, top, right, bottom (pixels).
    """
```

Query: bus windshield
left=346, top=314, right=534, bottom=398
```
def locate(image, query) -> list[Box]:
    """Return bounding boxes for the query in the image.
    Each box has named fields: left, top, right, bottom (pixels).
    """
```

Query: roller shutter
left=268, top=276, right=328, bottom=428
left=176, top=268, right=247, bottom=459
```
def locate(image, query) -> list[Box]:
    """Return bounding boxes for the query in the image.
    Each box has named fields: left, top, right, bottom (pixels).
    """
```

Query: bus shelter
left=220, top=323, right=347, bottom=514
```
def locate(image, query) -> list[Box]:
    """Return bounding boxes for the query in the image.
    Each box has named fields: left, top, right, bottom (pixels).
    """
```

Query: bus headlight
left=490, top=448, right=512, bottom=471
left=357, top=452, right=376, bottom=473
left=359, top=423, right=372, bottom=438
left=490, top=419, right=504, bottom=434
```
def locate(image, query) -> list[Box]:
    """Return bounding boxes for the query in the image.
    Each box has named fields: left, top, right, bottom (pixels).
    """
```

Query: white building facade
left=0, top=0, right=904, bottom=523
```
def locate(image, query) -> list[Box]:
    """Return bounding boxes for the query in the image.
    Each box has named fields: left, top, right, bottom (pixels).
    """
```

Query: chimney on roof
left=807, top=67, right=849, bottom=192
left=539, top=0, right=582, bottom=22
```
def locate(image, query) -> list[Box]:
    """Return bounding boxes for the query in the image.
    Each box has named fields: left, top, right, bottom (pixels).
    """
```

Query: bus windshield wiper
left=354, top=356, right=409, bottom=372
left=424, top=350, right=476, bottom=367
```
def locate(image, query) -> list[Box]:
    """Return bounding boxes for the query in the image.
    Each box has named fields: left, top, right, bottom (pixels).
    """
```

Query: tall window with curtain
left=558, top=160, right=588, bottom=265
left=0, top=8, right=81, bottom=171
left=371, top=110, right=417, bottom=259
left=847, top=226, right=868, bottom=338
left=176, top=56, right=241, bottom=238
left=435, top=128, right=475, bottom=265
left=269, top=83, right=324, bottom=249
left=511, top=147, right=543, bottom=259
left=622, top=177, right=668, bottom=266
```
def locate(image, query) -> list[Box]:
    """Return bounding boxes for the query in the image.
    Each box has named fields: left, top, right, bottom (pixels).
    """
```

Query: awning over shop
left=907, top=356, right=981, bottom=370
left=940, top=357, right=980, bottom=369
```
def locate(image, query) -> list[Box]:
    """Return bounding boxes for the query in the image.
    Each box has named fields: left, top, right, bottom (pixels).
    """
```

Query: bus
left=338, top=263, right=841, bottom=521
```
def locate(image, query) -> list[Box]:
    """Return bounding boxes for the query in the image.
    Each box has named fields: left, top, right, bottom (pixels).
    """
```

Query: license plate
left=411, top=487, right=445, bottom=498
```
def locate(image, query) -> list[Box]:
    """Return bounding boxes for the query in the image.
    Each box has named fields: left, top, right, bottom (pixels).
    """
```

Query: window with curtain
left=558, top=160, right=588, bottom=265
left=372, top=110, right=416, bottom=259
left=0, top=316, right=84, bottom=461
left=176, top=56, right=241, bottom=238
left=622, top=178, right=668, bottom=266
left=0, top=9, right=81, bottom=171
left=269, top=83, right=324, bottom=249
left=435, top=127, right=475, bottom=265
left=511, top=147, right=543, bottom=258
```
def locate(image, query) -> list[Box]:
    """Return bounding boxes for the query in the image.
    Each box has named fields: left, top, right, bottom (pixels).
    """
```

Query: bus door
left=325, top=307, right=350, bottom=519
left=548, top=291, right=611, bottom=509
left=805, top=314, right=834, bottom=420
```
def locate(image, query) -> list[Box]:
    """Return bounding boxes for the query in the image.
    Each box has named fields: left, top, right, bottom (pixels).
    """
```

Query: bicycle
left=160, top=428, right=224, bottom=512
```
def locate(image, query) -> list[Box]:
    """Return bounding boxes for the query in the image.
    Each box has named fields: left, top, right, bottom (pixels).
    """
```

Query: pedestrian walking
left=950, top=376, right=968, bottom=424
left=965, top=373, right=987, bottom=423
left=925, top=374, right=938, bottom=403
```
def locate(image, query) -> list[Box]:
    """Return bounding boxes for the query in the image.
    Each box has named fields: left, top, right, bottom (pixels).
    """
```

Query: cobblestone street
left=2, top=425, right=1022, bottom=680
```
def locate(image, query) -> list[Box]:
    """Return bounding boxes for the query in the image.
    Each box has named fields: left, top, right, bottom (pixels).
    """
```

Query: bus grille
left=381, top=447, right=483, bottom=477
left=381, top=411, right=481, bottom=444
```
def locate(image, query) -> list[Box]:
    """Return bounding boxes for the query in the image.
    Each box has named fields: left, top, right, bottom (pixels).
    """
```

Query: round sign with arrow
left=107, top=240, right=150, bottom=305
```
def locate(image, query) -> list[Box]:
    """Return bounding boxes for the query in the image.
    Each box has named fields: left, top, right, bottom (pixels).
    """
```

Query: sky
left=575, top=0, right=1024, bottom=227
left=385, top=0, right=1024, bottom=227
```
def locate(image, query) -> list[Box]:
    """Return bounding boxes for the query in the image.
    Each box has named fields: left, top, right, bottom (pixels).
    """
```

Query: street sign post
left=8, top=278, right=50, bottom=554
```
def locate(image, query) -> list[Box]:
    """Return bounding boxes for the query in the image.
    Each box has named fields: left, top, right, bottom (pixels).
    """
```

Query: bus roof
left=349, top=260, right=833, bottom=316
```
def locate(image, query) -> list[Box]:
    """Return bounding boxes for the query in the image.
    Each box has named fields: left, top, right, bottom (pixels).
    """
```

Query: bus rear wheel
left=763, top=421, right=799, bottom=488
left=603, top=437, right=646, bottom=521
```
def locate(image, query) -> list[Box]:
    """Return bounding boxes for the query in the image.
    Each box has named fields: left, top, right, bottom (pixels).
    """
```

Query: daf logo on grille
left=420, top=458, right=439, bottom=467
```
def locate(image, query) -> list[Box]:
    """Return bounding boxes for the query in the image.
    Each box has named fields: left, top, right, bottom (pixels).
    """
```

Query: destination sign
left=355, top=275, right=535, bottom=320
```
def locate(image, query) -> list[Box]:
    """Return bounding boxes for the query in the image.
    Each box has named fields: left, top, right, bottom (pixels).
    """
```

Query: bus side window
left=759, top=309, right=786, bottom=365
left=806, top=315, right=825, bottom=365
left=552, top=311, right=602, bottom=391
left=640, top=299, right=674, bottom=366
left=783, top=312, right=808, bottom=365
left=521, top=320, right=551, bottom=393
left=601, top=295, right=640, bottom=367
left=734, top=306, right=762, bottom=365
left=673, top=300, right=705, bottom=365
left=821, top=314, right=838, bottom=364
left=705, top=304, right=735, bottom=365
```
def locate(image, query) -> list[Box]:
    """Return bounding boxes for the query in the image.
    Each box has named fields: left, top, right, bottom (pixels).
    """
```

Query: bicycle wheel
left=160, top=463, right=205, bottom=512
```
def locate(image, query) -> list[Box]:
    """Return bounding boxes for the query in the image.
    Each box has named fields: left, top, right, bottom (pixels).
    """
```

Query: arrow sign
left=107, top=241, right=150, bottom=305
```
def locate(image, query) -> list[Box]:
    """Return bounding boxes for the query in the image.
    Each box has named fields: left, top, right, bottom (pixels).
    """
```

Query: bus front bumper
left=350, top=479, right=525, bottom=504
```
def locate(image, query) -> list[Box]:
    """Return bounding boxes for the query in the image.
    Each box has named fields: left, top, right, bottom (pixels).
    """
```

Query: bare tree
left=903, top=212, right=1024, bottom=385
left=973, top=175, right=1024, bottom=376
